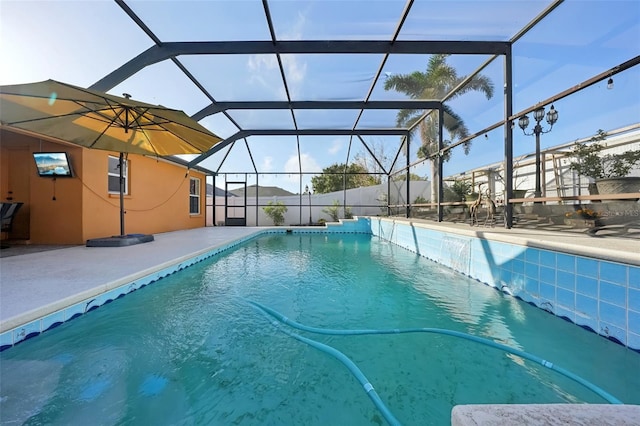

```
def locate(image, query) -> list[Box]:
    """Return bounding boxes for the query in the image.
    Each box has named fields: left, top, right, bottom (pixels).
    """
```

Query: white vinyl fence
left=207, top=180, right=431, bottom=226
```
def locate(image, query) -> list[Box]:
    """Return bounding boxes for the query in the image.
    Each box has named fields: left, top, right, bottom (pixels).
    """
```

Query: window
left=108, top=155, right=128, bottom=194
left=189, top=177, right=200, bottom=215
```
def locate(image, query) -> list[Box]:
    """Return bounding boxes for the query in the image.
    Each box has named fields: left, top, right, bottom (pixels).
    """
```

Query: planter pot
left=595, top=177, right=640, bottom=202
left=564, top=218, right=598, bottom=228
left=511, top=189, right=528, bottom=204
left=587, top=183, right=601, bottom=202
left=549, top=215, right=566, bottom=225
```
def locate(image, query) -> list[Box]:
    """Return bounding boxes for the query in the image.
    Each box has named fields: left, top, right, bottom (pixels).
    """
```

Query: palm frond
left=395, top=108, right=422, bottom=127
left=443, top=105, right=472, bottom=154
left=426, top=54, right=450, bottom=73
left=384, top=72, right=428, bottom=98
left=451, top=75, right=494, bottom=100
left=442, top=105, right=469, bottom=138
left=384, top=54, right=495, bottom=159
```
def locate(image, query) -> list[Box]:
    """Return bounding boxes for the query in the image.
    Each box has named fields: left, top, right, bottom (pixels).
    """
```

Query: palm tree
left=384, top=54, right=494, bottom=201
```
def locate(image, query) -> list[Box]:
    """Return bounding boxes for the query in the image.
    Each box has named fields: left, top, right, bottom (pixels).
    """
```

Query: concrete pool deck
left=1, top=220, right=638, bottom=334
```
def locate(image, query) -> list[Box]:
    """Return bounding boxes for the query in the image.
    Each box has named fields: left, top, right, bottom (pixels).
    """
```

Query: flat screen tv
left=33, top=152, right=74, bottom=177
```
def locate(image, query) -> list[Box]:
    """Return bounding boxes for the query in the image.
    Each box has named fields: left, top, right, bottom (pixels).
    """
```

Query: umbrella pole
left=119, top=152, right=125, bottom=236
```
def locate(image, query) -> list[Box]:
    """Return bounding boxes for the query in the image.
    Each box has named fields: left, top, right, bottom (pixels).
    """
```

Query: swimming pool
left=1, top=233, right=639, bottom=425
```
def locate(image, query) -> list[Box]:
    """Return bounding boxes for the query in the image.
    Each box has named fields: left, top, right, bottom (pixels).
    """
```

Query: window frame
left=108, top=155, right=129, bottom=195
left=189, top=177, right=201, bottom=215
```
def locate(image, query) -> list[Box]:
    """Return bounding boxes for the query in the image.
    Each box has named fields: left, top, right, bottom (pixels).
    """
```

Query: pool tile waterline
left=371, top=218, right=639, bottom=351
left=1, top=217, right=638, bottom=352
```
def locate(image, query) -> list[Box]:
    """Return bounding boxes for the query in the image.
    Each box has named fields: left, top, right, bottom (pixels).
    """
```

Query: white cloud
left=261, top=155, right=274, bottom=172
left=285, top=57, right=307, bottom=85
left=289, top=152, right=321, bottom=173
left=282, top=152, right=321, bottom=185
left=285, top=11, right=307, bottom=41
left=246, top=11, right=308, bottom=99
left=248, top=54, right=278, bottom=72
left=249, top=150, right=320, bottom=193
left=328, top=139, right=343, bottom=155
left=247, top=55, right=280, bottom=96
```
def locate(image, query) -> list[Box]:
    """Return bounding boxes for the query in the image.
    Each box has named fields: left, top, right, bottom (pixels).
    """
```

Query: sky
left=1, top=0, right=639, bottom=193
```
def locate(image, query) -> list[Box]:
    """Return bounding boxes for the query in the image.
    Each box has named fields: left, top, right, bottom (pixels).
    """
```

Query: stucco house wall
left=0, top=129, right=209, bottom=244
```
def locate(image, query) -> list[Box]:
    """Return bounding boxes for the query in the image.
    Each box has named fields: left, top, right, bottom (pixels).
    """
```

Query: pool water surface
left=1, top=233, right=639, bottom=425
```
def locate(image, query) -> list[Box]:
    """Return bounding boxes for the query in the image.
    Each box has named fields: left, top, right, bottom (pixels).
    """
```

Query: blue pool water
left=1, top=234, right=639, bottom=425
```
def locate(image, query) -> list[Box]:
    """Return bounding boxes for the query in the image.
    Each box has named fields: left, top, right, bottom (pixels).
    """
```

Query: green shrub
left=344, top=206, right=353, bottom=219
left=322, top=200, right=354, bottom=221
left=322, top=200, right=341, bottom=222
left=568, top=129, right=640, bottom=179
left=444, top=179, right=472, bottom=202
left=263, top=201, right=287, bottom=226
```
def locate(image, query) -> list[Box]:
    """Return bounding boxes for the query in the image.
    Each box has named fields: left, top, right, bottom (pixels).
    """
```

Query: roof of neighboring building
left=165, top=155, right=216, bottom=175
left=229, top=184, right=295, bottom=198
left=206, top=184, right=235, bottom=197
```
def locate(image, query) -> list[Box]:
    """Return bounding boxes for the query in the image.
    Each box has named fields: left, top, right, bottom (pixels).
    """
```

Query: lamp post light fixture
left=518, top=105, right=559, bottom=200
left=607, top=77, right=614, bottom=90
left=305, top=184, right=312, bottom=225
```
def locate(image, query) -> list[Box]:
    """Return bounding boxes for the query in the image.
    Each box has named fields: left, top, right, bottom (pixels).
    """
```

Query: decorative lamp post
left=305, top=185, right=312, bottom=225
left=518, top=105, right=558, bottom=200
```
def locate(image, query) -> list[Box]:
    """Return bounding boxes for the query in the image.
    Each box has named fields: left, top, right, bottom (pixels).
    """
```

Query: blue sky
left=1, top=0, right=638, bottom=193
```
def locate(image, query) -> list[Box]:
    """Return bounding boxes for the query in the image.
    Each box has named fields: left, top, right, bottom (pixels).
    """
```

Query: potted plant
left=511, top=160, right=530, bottom=201
left=564, top=207, right=601, bottom=228
left=444, top=179, right=473, bottom=203
left=568, top=129, right=640, bottom=197
left=495, top=164, right=528, bottom=203
left=508, top=168, right=528, bottom=204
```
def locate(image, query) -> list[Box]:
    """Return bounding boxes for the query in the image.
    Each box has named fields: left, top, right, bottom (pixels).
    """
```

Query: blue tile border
left=600, top=262, right=627, bottom=286
left=370, top=218, right=639, bottom=351
left=577, top=257, right=599, bottom=278
left=600, top=281, right=627, bottom=307
left=576, top=276, right=598, bottom=298
left=630, top=266, right=640, bottom=289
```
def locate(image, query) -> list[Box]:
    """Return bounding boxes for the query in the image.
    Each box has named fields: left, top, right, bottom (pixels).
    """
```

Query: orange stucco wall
left=81, top=150, right=207, bottom=240
left=1, top=129, right=208, bottom=245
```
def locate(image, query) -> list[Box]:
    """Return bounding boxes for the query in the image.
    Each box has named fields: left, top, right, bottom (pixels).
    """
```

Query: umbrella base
left=86, top=234, right=154, bottom=247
